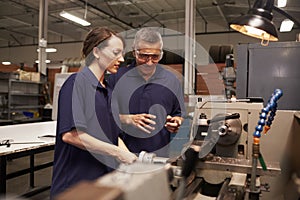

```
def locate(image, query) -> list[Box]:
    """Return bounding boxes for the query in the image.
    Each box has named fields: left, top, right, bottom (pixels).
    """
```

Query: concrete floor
left=2, top=150, right=54, bottom=200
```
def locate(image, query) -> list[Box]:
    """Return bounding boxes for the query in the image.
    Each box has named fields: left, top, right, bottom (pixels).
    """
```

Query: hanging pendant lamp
left=230, top=0, right=278, bottom=45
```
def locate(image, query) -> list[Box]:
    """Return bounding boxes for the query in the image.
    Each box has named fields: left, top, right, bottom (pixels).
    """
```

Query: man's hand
left=165, top=115, right=183, bottom=133
left=119, top=114, right=156, bottom=134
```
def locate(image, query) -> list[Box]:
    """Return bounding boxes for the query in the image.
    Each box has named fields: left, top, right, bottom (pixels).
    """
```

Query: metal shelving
left=0, top=73, right=45, bottom=123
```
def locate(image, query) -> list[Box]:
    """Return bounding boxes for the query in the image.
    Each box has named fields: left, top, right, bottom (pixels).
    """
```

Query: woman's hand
left=165, top=115, right=183, bottom=133
left=115, top=148, right=137, bottom=164
left=119, top=114, right=156, bottom=134
left=62, top=130, right=137, bottom=164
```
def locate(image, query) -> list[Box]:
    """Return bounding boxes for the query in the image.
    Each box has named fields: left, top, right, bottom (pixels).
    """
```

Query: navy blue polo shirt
left=109, top=62, right=185, bottom=156
left=50, top=67, right=119, bottom=198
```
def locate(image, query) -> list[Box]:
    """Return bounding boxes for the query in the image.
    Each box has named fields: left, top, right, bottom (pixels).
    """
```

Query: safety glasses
left=135, top=50, right=163, bottom=62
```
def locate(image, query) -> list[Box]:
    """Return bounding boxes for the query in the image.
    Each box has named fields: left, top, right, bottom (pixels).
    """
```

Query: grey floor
left=2, top=150, right=54, bottom=200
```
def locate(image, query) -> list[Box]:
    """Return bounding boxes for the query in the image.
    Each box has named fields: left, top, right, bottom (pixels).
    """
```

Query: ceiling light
left=59, top=11, right=91, bottom=26
left=35, top=60, right=51, bottom=64
left=280, top=19, right=294, bottom=32
left=37, top=48, right=57, bottom=53
left=2, top=61, right=11, bottom=65
left=229, top=0, right=278, bottom=45
left=277, top=0, right=287, bottom=8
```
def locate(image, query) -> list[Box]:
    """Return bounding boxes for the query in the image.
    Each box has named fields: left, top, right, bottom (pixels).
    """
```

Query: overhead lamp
left=59, top=11, right=91, bottom=26
left=230, top=0, right=300, bottom=45
left=280, top=19, right=294, bottom=32
left=230, top=0, right=278, bottom=46
left=35, top=60, right=51, bottom=64
left=277, top=0, right=287, bottom=8
left=2, top=61, right=11, bottom=65
left=37, top=48, right=57, bottom=53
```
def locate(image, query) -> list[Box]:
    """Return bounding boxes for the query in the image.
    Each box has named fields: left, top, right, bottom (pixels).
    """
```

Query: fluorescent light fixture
left=2, top=61, right=11, bottom=65
left=35, top=60, right=51, bottom=64
left=59, top=11, right=91, bottom=26
left=280, top=19, right=294, bottom=32
left=37, top=48, right=57, bottom=53
left=277, top=0, right=287, bottom=8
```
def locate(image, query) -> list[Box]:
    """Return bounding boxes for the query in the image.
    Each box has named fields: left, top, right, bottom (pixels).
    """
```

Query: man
left=109, top=27, right=185, bottom=157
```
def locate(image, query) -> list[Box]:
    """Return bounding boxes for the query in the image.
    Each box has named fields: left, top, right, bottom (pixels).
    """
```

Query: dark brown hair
left=82, top=27, right=123, bottom=66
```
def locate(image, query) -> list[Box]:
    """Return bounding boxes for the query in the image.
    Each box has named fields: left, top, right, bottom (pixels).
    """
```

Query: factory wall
left=0, top=29, right=298, bottom=68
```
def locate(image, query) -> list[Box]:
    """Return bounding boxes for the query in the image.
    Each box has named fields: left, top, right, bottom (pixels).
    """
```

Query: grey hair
left=132, top=27, right=163, bottom=50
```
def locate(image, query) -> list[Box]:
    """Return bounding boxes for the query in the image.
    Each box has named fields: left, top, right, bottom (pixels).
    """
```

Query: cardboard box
left=31, top=72, right=40, bottom=82
left=19, top=70, right=31, bottom=81
left=17, top=70, right=40, bottom=82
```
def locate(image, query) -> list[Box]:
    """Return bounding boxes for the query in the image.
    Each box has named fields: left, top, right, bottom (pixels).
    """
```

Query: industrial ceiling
left=0, top=0, right=299, bottom=48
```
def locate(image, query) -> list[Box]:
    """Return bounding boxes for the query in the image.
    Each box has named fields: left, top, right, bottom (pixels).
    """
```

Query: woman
left=50, top=27, right=137, bottom=198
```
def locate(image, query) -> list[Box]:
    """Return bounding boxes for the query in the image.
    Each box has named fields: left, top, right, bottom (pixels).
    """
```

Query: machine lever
left=209, top=113, right=240, bottom=124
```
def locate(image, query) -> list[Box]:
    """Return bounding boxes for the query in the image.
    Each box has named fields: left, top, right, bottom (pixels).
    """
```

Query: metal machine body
left=187, top=101, right=300, bottom=200
left=191, top=102, right=263, bottom=160
left=96, top=162, right=171, bottom=200
left=222, top=54, right=236, bottom=99
left=88, top=101, right=300, bottom=200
